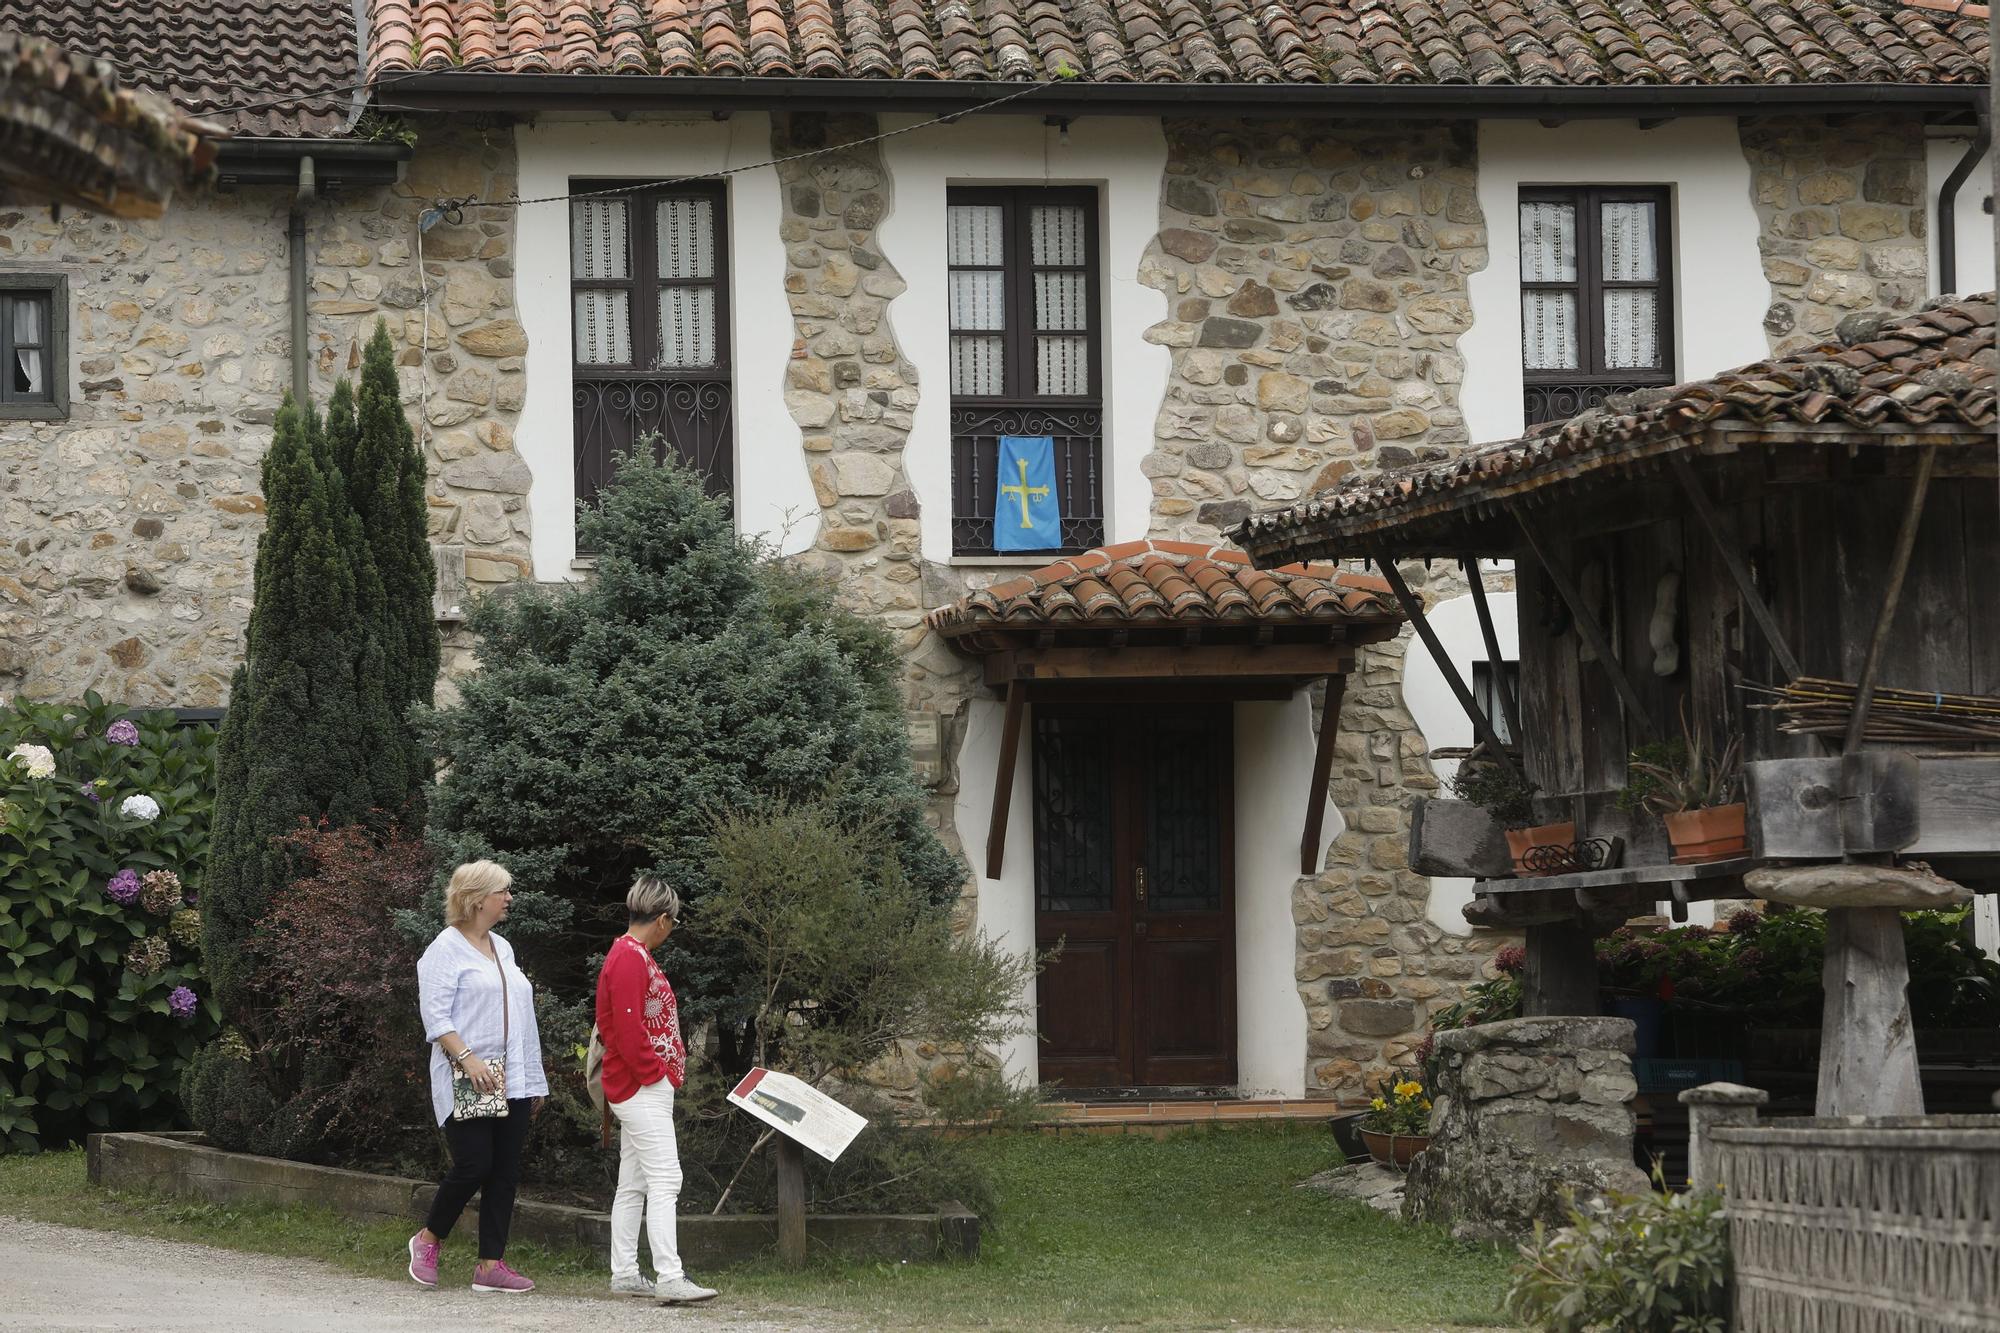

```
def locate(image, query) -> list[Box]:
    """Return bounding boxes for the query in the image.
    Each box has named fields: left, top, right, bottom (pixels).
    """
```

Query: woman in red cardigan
left=596, top=875, right=718, bottom=1306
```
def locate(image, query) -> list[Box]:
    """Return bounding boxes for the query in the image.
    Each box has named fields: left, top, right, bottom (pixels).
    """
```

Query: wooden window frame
left=0, top=272, right=68, bottom=420
left=568, top=181, right=729, bottom=379
left=946, top=186, right=1102, bottom=406
left=1519, top=185, right=1675, bottom=390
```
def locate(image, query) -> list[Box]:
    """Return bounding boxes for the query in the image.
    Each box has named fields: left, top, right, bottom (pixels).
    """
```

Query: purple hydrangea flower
left=105, top=719, right=141, bottom=747
left=106, top=868, right=142, bottom=905
left=80, top=784, right=101, bottom=803
left=168, top=986, right=198, bottom=1020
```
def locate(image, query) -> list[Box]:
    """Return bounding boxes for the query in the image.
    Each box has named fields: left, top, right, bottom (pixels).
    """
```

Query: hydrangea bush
left=0, top=694, right=220, bottom=1151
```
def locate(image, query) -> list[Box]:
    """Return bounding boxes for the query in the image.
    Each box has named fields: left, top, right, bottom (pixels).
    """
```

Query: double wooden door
left=1031, top=706, right=1236, bottom=1089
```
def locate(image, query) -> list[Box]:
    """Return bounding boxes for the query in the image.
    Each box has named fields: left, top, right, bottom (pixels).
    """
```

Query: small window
left=946, top=186, right=1104, bottom=557
left=568, top=183, right=732, bottom=509
left=1519, top=187, right=1672, bottom=426
left=1472, top=660, right=1520, bottom=746
left=0, top=274, right=68, bottom=420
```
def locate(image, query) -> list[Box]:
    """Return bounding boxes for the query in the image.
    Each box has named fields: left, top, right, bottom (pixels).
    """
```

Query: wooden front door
left=1032, top=706, right=1236, bottom=1088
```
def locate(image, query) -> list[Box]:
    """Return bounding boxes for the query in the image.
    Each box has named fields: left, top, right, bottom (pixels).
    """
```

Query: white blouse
left=416, top=927, right=549, bottom=1126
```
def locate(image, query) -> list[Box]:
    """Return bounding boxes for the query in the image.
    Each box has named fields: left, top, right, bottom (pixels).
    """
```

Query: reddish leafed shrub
left=243, top=819, right=437, bottom=1163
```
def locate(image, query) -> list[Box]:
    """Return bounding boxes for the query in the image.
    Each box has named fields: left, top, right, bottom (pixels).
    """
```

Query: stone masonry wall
left=1742, top=114, right=1930, bottom=356
left=1133, top=119, right=1501, bottom=1099
left=0, top=125, right=532, bottom=705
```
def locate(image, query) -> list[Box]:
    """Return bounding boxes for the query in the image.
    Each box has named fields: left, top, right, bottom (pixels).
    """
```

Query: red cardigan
left=594, top=936, right=686, bottom=1103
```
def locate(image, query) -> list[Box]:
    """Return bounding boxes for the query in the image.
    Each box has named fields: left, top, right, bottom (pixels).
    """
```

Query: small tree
left=422, top=450, right=961, bottom=1055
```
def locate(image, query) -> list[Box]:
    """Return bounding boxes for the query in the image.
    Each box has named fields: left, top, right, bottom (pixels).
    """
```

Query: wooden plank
left=1522, top=918, right=1599, bottom=1017
left=1473, top=856, right=1755, bottom=897
left=1816, top=906, right=1924, bottom=1117
left=431, top=543, right=467, bottom=624
left=774, top=1134, right=808, bottom=1268
left=988, top=644, right=1354, bottom=684
left=1915, top=759, right=2000, bottom=854
left=984, top=680, right=1025, bottom=881
left=1300, top=675, right=1346, bottom=875
left=1515, top=559, right=1582, bottom=795
left=1670, top=453, right=1804, bottom=682
left=1461, top=557, right=1522, bottom=742
left=1410, top=797, right=1512, bottom=879
left=1963, top=481, right=2000, bottom=697
left=1844, top=445, right=1938, bottom=754
left=1514, top=514, right=1660, bottom=741
left=1749, top=754, right=2000, bottom=857
left=1370, top=552, right=1523, bottom=783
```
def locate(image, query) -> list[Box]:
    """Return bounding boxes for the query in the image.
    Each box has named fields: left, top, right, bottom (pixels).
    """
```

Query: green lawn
left=0, top=1126, right=1512, bottom=1330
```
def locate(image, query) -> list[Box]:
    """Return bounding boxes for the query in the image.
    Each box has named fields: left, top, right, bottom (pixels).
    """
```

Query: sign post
left=727, top=1067, right=869, bottom=1268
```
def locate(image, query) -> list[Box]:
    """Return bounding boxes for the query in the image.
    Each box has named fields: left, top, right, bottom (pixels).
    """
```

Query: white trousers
left=609, top=1078, right=684, bottom=1281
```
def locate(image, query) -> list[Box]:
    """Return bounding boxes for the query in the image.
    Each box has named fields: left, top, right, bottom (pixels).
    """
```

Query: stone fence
left=88, top=1131, right=978, bottom=1265
left=1684, top=1083, right=2000, bottom=1333
left=1403, top=1015, right=1647, bottom=1241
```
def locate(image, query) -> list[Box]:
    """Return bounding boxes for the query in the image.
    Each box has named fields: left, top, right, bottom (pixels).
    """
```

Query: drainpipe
left=1936, top=103, right=1989, bottom=298
left=289, top=155, right=316, bottom=405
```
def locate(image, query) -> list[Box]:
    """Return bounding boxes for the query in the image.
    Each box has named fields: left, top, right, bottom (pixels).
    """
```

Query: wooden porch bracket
left=1370, top=551, right=1524, bottom=784
left=1300, top=674, right=1348, bottom=875
left=1844, top=444, right=1939, bottom=756
left=1460, top=556, right=1522, bottom=742
left=984, top=679, right=1026, bottom=881
left=1668, top=453, right=1804, bottom=682
left=1512, top=515, right=1660, bottom=742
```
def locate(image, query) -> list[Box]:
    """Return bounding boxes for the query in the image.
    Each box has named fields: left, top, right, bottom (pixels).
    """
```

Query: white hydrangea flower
left=7, top=743, right=55, bottom=779
left=120, top=794, right=161, bottom=822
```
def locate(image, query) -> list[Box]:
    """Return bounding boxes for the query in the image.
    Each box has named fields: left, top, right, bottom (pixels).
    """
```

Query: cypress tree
left=201, top=394, right=374, bottom=1017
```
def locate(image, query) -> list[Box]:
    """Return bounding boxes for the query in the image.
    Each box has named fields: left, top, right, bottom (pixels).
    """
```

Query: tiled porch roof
left=1235, top=293, right=1996, bottom=556
left=366, top=0, right=1990, bottom=87
left=927, top=540, right=1399, bottom=637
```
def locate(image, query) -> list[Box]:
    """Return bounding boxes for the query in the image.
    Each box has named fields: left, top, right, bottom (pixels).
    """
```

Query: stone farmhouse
left=1, top=0, right=1992, bottom=1102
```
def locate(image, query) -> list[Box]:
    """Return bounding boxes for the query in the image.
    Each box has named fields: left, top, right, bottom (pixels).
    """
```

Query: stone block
left=1158, top=228, right=1218, bottom=263
left=1338, top=998, right=1416, bottom=1037
left=1197, top=317, right=1262, bottom=349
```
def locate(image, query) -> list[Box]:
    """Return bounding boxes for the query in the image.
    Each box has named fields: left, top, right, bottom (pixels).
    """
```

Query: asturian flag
left=994, top=435, right=1060, bottom=553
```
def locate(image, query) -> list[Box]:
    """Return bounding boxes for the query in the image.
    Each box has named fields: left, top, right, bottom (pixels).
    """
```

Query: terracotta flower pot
left=1505, top=822, right=1576, bottom=877
left=1664, top=802, right=1747, bottom=864
left=1358, top=1127, right=1431, bottom=1170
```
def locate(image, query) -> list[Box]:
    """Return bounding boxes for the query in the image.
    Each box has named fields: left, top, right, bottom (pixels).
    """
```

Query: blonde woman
left=408, top=860, right=548, bottom=1294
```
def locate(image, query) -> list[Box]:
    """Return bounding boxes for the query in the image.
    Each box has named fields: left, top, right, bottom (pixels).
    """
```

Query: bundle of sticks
left=1746, top=676, right=2000, bottom=743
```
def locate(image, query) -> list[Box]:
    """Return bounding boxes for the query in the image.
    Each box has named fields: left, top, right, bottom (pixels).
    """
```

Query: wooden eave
left=937, top=615, right=1402, bottom=692
left=1240, top=423, right=1997, bottom=566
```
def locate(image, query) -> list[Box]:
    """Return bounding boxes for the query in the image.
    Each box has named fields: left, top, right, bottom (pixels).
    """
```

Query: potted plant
left=1625, top=708, right=1745, bottom=864
left=1450, top=758, right=1571, bottom=877
left=1357, top=1077, right=1433, bottom=1170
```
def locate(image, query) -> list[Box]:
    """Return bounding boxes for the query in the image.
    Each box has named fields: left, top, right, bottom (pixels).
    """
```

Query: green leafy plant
left=1358, top=1076, right=1431, bottom=1136
left=1448, top=758, right=1539, bottom=830
left=1506, top=1173, right=1731, bottom=1333
left=1624, top=706, right=1741, bottom=816
left=0, top=696, right=220, bottom=1151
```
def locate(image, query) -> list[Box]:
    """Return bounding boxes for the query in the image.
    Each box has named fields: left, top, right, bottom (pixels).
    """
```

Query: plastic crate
left=1634, top=1057, right=1745, bottom=1095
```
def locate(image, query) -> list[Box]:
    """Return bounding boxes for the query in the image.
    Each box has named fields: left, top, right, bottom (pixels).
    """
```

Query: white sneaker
left=609, top=1273, right=656, bottom=1297
left=656, top=1276, right=719, bottom=1305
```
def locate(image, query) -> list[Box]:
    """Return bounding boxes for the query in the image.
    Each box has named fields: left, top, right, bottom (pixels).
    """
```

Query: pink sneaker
left=407, top=1232, right=439, bottom=1288
left=472, top=1260, right=535, bottom=1294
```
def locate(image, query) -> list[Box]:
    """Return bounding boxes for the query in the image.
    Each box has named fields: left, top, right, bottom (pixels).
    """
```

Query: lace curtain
left=571, top=199, right=630, bottom=365
left=1600, top=201, right=1659, bottom=370
left=656, top=197, right=718, bottom=368
left=10, top=298, right=42, bottom=395
left=1032, top=205, right=1089, bottom=396
left=1519, top=201, right=1577, bottom=372
left=948, top=203, right=1005, bottom=395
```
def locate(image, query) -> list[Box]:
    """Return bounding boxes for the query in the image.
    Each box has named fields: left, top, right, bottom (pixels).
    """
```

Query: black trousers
left=426, top=1098, right=534, bottom=1260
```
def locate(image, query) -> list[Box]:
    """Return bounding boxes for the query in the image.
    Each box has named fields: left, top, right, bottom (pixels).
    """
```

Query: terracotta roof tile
left=927, top=540, right=1399, bottom=636
left=1238, top=293, right=1998, bottom=552
left=4, top=0, right=361, bottom=138
left=365, top=0, right=1990, bottom=84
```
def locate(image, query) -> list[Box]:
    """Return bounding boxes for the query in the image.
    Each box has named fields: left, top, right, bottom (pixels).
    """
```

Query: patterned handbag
left=451, top=952, right=510, bottom=1120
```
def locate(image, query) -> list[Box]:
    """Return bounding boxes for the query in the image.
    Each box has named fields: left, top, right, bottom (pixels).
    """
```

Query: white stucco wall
left=1234, top=696, right=1338, bottom=1099
left=958, top=695, right=1040, bottom=1085
left=878, top=115, right=1171, bottom=563
left=1462, top=119, right=1769, bottom=446
left=1927, top=136, right=1997, bottom=298
left=512, top=115, right=816, bottom=581
left=1398, top=593, right=1519, bottom=935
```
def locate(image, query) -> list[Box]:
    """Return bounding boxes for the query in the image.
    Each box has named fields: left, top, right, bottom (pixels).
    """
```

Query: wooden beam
left=1844, top=444, right=1938, bottom=755
left=1301, top=674, right=1347, bottom=875
left=1668, top=453, right=1804, bottom=682
left=986, top=644, right=1353, bottom=685
left=775, top=1135, right=808, bottom=1267
left=1512, top=514, right=1660, bottom=742
left=1521, top=919, right=1599, bottom=1016
left=984, top=679, right=1025, bottom=880
left=1816, top=906, right=1924, bottom=1116
left=1460, top=556, right=1522, bottom=742
left=1370, top=551, right=1524, bottom=784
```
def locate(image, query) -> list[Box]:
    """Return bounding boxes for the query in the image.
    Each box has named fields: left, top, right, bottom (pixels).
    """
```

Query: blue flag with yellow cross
left=994, top=435, right=1060, bottom=552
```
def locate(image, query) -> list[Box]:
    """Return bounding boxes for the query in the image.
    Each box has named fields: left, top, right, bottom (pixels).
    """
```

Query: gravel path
left=0, top=1216, right=846, bottom=1332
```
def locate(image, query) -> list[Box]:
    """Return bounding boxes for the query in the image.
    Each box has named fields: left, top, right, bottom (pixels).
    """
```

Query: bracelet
left=448, top=1049, right=473, bottom=1067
